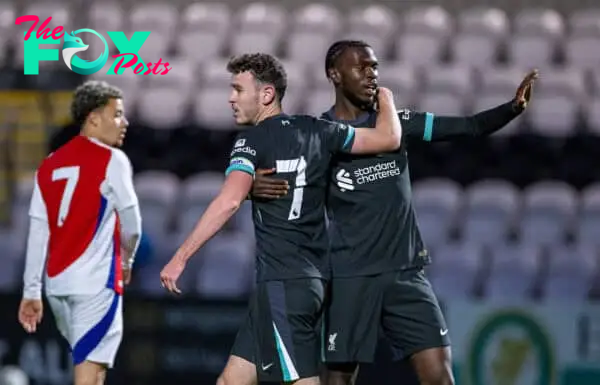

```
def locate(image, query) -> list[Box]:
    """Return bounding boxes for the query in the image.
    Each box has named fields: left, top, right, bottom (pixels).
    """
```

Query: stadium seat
left=286, top=4, right=342, bottom=68
left=507, top=8, right=565, bottom=68
left=0, top=2, right=15, bottom=57
left=176, top=3, right=231, bottom=63
left=451, top=7, right=508, bottom=67
left=129, top=2, right=178, bottom=40
left=520, top=181, right=578, bottom=246
left=526, top=91, right=580, bottom=137
left=485, top=242, right=540, bottom=300
left=377, top=62, right=418, bottom=107
left=417, top=91, right=465, bottom=116
left=304, top=87, right=335, bottom=116
left=23, top=2, right=71, bottom=29
left=135, top=31, right=171, bottom=62
left=395, top=6, right=452, bottom=65
left=136, top=86, right=190, bottom=130
left=479, top=65, right=527, bottom=94
left=423, top=64, right=473, bottom=96
left=413, top=178, right=462, bottom=245
left=196, top=233, right=254, bottom=298
left=87, top=2, right=124, bottom=59
left=229, top=3, right=287, bottom=56
left=427, top=241, right=482, bottom=300
left=543, top=244, right=597, bottom=301
left=90, top=63, right=142, bottom=111
left=146, top=57, right=194, bottom=90
left=564, top=36, right=600, bottom=69
left=281, top=87, right=305, bottom=114
left=534, top=66, right=586, bottom=101
left=134, top=171, right=180, bottom=241
left=344, top=5, right=397, bottom=56
left=88, top=2, right=124, bottom=32
left=564, top=9, right=600, bottom=69
left=193, top=86, right=236, bottom=129
left=568, top=8, right=600, bottom=36
left=457, top=7, right=509, bottom=37
left=231, top=200, right=254, bottom=234
left=462, top=179, right=520, bottom=245
left=177, top=172, right=225, bottom=236
left=577, top=183, right=600, bottom=245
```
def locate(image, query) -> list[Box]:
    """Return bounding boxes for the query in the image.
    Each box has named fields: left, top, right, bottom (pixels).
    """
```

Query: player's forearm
left=118, top=205, right=142, bottom=267
left=431, top=100, right=522, bottom=140
left=173, top=196, right=242, bottom=263
left=355, top=95, right=402, bottom=152
left=22, top=218, right=49, bottom=300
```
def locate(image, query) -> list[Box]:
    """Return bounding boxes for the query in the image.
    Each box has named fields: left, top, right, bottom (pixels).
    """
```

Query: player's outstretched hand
left=160, top=258, right=185, bottom=295
left=252, top=168, right=288, bottom=199
left=515, top=69, right=539, bottom=110
left=18, top=298, right=43, bottom=333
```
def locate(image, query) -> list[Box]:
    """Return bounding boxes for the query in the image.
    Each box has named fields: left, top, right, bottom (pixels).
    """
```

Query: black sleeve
left=225, top=129, right=262, bottom=177
left=316, top=118, right=356, bottom=154
left=400, top=100, right=523, bottom=143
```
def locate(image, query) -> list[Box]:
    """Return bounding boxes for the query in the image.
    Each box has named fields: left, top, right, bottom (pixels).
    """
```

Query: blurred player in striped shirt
left=18, top=81, right=142, bottom=385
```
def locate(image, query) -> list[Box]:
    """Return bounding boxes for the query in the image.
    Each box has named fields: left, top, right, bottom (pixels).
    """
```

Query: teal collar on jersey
left=322, top=106, right=374, bottom=126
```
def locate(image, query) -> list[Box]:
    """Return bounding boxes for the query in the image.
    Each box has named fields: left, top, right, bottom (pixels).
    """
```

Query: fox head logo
left=60, top=29, right=109, bottom=75
left=61, top=32, right=89, bottom=70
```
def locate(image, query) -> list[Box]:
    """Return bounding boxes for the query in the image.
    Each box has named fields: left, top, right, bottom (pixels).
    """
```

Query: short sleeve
left=225, top=130, right=260, bottom=177
left=318, top=119, right=356, bottom=153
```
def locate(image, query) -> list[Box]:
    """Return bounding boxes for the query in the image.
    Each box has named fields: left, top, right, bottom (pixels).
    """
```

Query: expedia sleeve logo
left=230, top=145, right=256, bottom=157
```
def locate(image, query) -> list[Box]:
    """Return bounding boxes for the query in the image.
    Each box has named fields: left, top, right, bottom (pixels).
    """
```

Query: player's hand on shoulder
left=160, top=258, right=186, bottom=295
left=18, top=298, right=43, bottom=333
left=514, top=69, right=539, bottom=110
left=252, top=168, right=288, bottom=200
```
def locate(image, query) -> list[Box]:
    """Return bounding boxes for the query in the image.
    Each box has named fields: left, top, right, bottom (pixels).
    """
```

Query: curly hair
left=71, top=80, right=124, bottom=125
left=324, top=40, right=371, bottom=78
left=227, top=53, right=287, bottom=102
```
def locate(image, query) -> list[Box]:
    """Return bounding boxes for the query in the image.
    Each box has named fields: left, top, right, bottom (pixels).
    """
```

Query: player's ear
left=261, top=84, right=276, bottom=105
left=328, top=68, right=341, bottom=85
left=87, top=111, right=101, bottom=127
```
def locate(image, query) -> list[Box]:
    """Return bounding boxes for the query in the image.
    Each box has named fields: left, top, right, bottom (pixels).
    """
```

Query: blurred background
left=1, top=0, right=600, bottom=384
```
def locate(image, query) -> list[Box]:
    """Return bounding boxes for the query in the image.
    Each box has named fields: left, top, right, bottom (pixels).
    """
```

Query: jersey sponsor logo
left=335, top=169, right=354, bottom=191
left=234, top=138, right=246, bottom=147
left=335, top=161, right=402, bottom=191
left=230, top=146, right=256, bottom=157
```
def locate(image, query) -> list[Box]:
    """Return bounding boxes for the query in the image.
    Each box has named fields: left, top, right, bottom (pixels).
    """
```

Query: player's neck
left=254, top=104, right=283, bottom=125
left=80, top=127, right=106, bottom=146
left=332, top=94, right=368, bottom=121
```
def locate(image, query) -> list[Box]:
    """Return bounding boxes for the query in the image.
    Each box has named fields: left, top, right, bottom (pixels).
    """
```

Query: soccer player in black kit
left=160, top=52, right=403, bottom=385
left=252, top=41, right=539, bottom=385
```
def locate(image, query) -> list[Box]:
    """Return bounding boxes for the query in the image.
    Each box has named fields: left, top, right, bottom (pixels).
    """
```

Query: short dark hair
left=227, top=53, right=287, bottom=102
left=324, top=40, right=372, bottom=78
left=71, top=80, right=123, bottom=125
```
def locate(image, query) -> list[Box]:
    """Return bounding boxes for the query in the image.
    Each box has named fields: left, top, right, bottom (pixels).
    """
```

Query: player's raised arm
left=347, top=87, right=402, bottom=154
left=19, top=174, right=49, bottom=332
left=402, top=69, right=538, bottom=142
left=107, top=150, right=142, bottom=271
